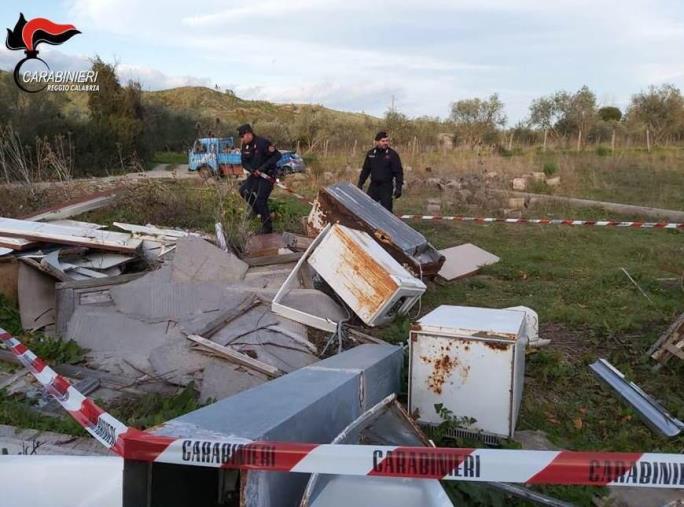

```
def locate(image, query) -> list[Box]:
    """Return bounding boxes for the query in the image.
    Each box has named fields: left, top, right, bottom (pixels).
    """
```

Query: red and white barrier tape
left=1, top=328, right=683, bottom=489
left=400, top=215, right=684, bottom=229
left=275, top=181, right=313, bottom=205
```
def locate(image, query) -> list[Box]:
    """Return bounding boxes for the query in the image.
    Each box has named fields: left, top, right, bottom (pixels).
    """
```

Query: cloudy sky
left=1, top=0, right=683, bottom=123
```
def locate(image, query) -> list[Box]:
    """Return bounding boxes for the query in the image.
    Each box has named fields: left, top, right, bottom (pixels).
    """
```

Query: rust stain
left=333, top=227, right=398, bottom=315
left=485, top=342, right=509, bottom=351
left=410, top=323, right=422, bottom=331
left=373, top=229, right=392, bottom=244
left=473, top=331, right=517, bottom=341
left=419, top=353, right=457, bottom=395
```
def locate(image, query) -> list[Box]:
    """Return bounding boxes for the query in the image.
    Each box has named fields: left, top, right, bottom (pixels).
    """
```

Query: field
left=0, top=150, right=682, bottom=505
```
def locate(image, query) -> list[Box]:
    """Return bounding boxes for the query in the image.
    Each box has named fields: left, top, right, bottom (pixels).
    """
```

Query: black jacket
left=358, top=147, right=403, bottom=190
left=241, top=135, right=282, bottom=176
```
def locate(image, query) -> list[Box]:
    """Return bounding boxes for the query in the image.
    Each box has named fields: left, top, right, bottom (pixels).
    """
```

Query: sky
left=1, top=0, right=683, bottom=124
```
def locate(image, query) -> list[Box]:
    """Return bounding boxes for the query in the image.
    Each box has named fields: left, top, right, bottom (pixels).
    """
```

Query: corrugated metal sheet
left=307, top=183, right=444, bottom=276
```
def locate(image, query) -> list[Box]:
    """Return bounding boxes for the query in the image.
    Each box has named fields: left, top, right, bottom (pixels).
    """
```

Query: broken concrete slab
left=437, top=243, right=500, bottom=281
left=18, top=262, right=56, bottom=332
left=192, top=295, right=260, bottom=339
left=171, top=237, right=248, bottom=283
left=243, top=264, right=298, bottom=289
left=199, top=362, right=267, bottom=403
left=112, top=265, right=344, bottom=331
left=211, top=306, right=280, bottom=346
left=54, top=273, right=145, bottom=337
left=147, top=341, right=209, bottom=386
left=65, top=307, right=185, bottom=375
left=110, top=277, right=247, bottom=326
left=228, top=329, right=318, bottom=373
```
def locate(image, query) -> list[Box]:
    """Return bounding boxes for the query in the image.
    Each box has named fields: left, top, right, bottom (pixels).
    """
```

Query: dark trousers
left=240, top=175, right=274, bottom=233
left=367, top=181, right=394, bottom=212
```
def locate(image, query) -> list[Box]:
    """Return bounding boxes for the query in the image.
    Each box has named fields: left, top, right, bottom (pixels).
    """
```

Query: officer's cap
left=238, top=124, right=254, bottom=137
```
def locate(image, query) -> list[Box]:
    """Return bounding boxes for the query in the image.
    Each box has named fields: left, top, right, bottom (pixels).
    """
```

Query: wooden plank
left=244, top=252, right=303, bottom=267
left=194, top=295, right=260, bottom=339
left=663, top=341, right=684, bottom=360
left=187, top=334, right=282, bottom=378
left=0, top=217, right=142, bottom=253
left=0, top=236, right=38, bottom=251
left=648, top=313, right=684, bottom=359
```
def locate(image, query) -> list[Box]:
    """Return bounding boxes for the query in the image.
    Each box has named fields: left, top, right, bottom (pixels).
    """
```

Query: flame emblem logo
left=5, top=13, right=81, bottom=92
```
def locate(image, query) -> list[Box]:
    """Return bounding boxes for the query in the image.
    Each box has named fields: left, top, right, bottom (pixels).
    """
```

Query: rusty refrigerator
left=307, top=224, right=426, bottom=327
left=408, top=305, right=527, bottom=438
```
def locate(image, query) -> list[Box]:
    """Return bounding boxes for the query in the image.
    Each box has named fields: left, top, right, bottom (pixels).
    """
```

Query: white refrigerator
left=408, top=305, right=528, bottom=438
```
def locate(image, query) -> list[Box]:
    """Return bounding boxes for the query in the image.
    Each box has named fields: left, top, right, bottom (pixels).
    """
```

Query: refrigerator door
left=410, top=333, right=516, bottom=437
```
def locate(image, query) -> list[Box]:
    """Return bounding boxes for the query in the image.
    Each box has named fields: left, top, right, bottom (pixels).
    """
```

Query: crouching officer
left=358, top=131, right=404, bottom=212
left=238, top=124, right=281, bottom=234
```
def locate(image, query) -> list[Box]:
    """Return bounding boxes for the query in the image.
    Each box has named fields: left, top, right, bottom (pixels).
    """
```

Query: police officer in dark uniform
left=358, top=131, right=404, bottom=212
left=238, top=124, right=282, bottom=234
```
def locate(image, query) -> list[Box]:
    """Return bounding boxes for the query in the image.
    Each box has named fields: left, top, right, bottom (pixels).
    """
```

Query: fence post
left=646, top=128, right=651, bottom=152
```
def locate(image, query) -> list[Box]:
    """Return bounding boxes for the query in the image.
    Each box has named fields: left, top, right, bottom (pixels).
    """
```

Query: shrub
left=596, top=145, right=610, bottom=157
left=543, top=161, right=559, bottom=176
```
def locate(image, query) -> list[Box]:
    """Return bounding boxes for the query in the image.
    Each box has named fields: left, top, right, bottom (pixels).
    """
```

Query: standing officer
left=358, top=131, right=404, bottom=212
left=238, top=124, right=282, bottom=234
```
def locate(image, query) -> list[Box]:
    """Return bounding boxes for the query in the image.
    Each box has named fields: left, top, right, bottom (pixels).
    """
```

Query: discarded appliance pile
left=2, top=182, right=682, bottom=506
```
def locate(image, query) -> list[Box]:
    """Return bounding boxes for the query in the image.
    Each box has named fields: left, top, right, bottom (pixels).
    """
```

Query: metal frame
left=271, top=223, right=339, bottom=333
left=590, top=358, right=683, bottom=437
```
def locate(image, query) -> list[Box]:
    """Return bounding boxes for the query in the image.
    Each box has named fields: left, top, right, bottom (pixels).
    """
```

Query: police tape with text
left=1, top=328, right=682, bottom=489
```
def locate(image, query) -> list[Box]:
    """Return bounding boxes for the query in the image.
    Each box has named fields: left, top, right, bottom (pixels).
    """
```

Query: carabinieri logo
left=5, top=13, right=96, bottom=93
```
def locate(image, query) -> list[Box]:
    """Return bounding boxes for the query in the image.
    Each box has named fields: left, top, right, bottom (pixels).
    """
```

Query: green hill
left=145, top=86, right=377, bottom=125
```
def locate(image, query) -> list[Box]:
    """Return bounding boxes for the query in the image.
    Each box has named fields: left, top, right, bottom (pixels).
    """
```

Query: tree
left=528, top=86, right=597, bottom=147
left=626, top=84, right=684, bottom=145
left=450, top=94, right=506, bottom=147
left=85, top=57, right=147, bottom=171
left=598, top=106, right=622, bottom=122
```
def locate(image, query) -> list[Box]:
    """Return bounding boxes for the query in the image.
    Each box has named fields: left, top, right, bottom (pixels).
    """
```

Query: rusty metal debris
left=307, top=182, right=444, bottom=276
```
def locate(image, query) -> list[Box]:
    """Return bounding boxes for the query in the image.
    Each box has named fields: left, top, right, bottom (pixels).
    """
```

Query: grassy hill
left=145, top=86, right=376, bottom=125
left=0, top=66, right=375, bottom=126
